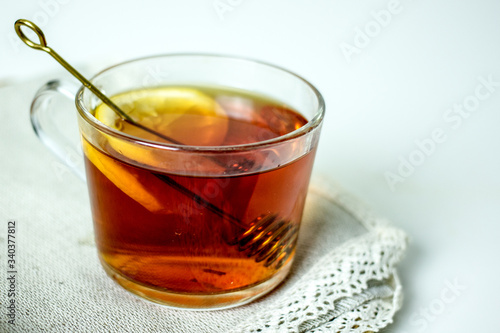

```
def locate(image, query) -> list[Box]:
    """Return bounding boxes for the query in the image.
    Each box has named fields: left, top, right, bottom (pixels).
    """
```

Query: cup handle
left=30, top=79, right=86, bottom=181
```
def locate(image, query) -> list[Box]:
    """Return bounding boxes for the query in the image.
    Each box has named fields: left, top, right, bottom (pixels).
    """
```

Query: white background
left=2, top=1, right=500, bottom=332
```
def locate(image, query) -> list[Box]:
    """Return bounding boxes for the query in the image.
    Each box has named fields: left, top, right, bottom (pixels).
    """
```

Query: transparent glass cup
left=31, top=54, right=325, bottom=310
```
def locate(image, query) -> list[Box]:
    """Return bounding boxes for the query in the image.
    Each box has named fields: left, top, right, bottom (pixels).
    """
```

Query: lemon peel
left=94, top=87, right=229, bottom=167
left=83, top=140, right=167, bottom=213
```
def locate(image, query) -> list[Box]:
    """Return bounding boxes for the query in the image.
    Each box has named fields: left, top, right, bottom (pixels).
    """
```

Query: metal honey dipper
left=15, top=19, right=298, bottom=267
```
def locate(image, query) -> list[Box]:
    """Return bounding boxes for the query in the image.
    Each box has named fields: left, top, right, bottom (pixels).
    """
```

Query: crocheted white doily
left=233, top=181, right=408, bottom=333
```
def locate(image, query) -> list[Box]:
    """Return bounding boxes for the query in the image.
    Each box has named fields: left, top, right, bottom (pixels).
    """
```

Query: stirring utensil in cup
left=15, top=19, right=299, bottom=267
left=14, top=19, right=182, bottom=145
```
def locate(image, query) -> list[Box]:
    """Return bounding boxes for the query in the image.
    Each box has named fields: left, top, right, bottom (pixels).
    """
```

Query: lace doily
left=234, top=181, right=408, bottom=333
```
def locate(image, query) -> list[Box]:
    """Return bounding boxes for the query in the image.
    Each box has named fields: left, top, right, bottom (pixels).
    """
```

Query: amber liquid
left=83, top=86, right=316, bottom=298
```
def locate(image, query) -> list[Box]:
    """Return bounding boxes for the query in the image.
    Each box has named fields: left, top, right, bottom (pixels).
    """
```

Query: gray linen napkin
left=0, top=81, right=407, bottom=333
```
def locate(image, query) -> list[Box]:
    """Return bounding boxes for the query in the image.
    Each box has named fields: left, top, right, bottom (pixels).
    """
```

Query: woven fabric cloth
left=0, top=81, right=407, bottom=333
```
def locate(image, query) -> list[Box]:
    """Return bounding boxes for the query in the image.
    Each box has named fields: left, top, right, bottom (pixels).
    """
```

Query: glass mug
left=31, top=54, right=325, bottom=310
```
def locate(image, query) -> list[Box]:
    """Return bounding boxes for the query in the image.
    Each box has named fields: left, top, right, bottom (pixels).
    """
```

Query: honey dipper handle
left=14, top=19, right=135, bottom=122
left=14, top=19, right=182, bottom=144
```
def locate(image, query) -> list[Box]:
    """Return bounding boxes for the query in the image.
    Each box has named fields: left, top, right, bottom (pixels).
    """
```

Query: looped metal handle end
left=15, top=19, right=49, bottom=51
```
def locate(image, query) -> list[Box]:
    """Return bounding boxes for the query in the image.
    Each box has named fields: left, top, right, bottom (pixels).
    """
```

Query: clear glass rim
left=76, top=53, right=325, bottom=153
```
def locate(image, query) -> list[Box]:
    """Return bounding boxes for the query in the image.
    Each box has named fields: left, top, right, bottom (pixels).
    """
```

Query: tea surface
left=93, top=85, right=307, bottom=146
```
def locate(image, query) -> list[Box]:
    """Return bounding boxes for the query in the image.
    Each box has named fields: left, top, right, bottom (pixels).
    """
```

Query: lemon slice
left=83, top=140, right=168, bottom=213
left=86, top=87, right=228, bottom=212
left=94, top=87, right=229, bottom=166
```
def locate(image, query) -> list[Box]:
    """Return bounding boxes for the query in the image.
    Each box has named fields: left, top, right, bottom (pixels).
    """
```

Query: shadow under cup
left=74, top=55, right=324, bottom=310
